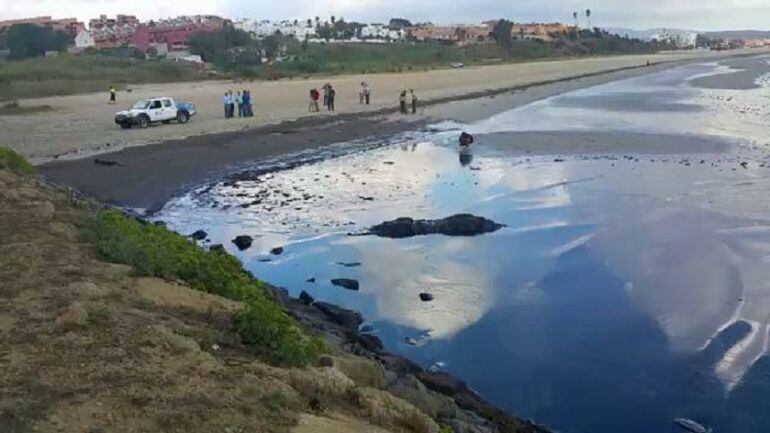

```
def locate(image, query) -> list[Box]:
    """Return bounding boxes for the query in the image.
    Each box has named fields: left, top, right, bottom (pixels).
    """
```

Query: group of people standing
left=223, top=90, right=254, bottom=118
left=309, top=83, right=337, bottom=112
left=307, top=82, right=419, bottom=116
left=399, top=89, right=418, bottom=115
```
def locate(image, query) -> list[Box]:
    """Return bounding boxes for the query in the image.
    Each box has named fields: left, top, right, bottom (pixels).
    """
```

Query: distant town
left=1, top=13, right=768, bottom=64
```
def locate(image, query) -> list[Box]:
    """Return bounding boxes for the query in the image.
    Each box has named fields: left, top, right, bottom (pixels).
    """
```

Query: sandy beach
left=5, top=49, right=766, bottom=163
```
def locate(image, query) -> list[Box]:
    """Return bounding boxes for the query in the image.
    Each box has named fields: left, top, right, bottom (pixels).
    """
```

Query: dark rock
left=359, top=196, right=375, bottom=201
left=94, top=158, right=125, bottom=167
left=417, top=371, right=474, bottom=399
left=270, top=247, right=284, bottom=255
left=209, top=244, right=225, bottom=252
left=336, top=262, right=362, bottom=268
left=299, top=290, right=315, bottom=305
left=306, top=277, right=316, bottom=283
left=348, top=331, right=385, bottom=352
left=153, top=220, right=167, bottom=227
left=190, top=230, right=208, bottom=241
left=369, top=214, right=504, bottom=238
left=331, top=278, right=360, bottom=291
left=314, top=302, right=363, bottom=329
left=419, top=293, right=434, bottom=302
left=232, top=235, right=253, bottom=251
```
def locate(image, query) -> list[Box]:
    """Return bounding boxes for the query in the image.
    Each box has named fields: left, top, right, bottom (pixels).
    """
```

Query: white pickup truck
left=114, top=97, right=197, bottom=129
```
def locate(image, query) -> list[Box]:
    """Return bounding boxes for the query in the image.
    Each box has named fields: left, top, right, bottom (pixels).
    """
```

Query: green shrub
left=82, top=210, right=324, bottom=366
left=0, top=147, right=34, bottom=174
left=235, top=294, right=325, bottom=366
left=259, top=390, right=298, bottom=412
left=88, top=306, right=114, bottom=325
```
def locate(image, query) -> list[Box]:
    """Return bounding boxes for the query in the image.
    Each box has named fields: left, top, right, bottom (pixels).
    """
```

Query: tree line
left=1, top=24, right=70, bottom=60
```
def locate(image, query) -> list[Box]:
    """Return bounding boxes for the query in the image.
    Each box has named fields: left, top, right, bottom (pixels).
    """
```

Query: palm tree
left=586, top=9, right=592, bottom=30
left=331, top=15, right=336, bottom=24
left=573, top=11, right=578, bottom=29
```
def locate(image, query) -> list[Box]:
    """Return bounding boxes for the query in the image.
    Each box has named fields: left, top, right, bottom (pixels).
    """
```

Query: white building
left=652, top=30, right=698, bottom=48
left=360, top=24, right=405, bottom=40
left=235, top=19, right=316, bottom=40
left=74, top=30, right=95, bottom=49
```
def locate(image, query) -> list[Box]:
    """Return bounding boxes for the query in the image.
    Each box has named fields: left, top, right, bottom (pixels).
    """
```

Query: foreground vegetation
left=81, top=209, right=324, bottom=366
left=0, top=54, right=205, bottom=101
left=0, top=146, right=35, bottom=174
left=1, top=145, right=325, bottom=367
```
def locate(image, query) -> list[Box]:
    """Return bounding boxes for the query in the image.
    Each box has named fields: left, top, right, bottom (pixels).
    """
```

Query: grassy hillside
left=231, top=38, right=658, bottom=80
left=0, top=54, right=206, bottom=101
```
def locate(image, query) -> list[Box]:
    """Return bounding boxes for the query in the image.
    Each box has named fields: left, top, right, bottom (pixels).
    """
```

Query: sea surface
left=156, top=56, right=770, bottom=433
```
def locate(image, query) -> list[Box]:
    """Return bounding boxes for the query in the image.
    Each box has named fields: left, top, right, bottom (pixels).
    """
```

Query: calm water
left=157, top=59, right=770, bottom=433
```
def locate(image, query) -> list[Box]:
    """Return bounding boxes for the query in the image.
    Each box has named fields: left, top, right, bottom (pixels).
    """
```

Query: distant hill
left=605, top=28, right=770, bottom=41
left=604, top=28, right=698, bottom=41
left=702, top=30, right=770, bottom=40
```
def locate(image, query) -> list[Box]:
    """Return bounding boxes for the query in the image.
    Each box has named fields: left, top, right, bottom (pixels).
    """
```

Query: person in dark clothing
left=322, top=83, right=331, bottom=110
left=327, top=85, right=336, bottom=111
left=244, top=90, right=254, bottom=117
left=459, top=132, right=474, bottom=147
left=410, top=89, right=417, bottom=114
left=399, top=91, right=408, bottom=114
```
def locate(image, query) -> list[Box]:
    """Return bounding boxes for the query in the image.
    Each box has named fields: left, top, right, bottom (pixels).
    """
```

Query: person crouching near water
left=459, top=132, right=474, bottom=147
left=399, top=91, right=408, bottom=114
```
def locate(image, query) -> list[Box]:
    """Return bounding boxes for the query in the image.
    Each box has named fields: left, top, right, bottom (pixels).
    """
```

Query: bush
left=82, top=210, right=324, bottom=366
left=0, top=147, right=34, bottom=174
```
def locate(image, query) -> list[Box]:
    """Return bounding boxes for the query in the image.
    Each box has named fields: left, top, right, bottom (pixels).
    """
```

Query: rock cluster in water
left=368, top=214, right=504, bottom=238
left=331, top=278, right=360, bottom=291
left=232, top=235, right=253, bottom=251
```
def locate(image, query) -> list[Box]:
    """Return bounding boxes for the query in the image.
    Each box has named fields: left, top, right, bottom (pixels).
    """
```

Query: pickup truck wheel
left=177, top=111, right=189, bottom=124
left=137, top=115, right=150, bottom=129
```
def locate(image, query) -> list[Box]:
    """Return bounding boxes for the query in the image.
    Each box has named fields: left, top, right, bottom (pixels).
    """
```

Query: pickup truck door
left=161, top=99, right=177, bottom=120
left=148, top=100, right=164, bottom=121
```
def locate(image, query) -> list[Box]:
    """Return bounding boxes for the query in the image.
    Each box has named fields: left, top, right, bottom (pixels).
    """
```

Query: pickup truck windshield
left=132, top=101, right=150, bottom=110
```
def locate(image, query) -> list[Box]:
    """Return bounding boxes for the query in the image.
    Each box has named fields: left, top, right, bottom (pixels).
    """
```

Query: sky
left=1, top=0, right=770, bottom=31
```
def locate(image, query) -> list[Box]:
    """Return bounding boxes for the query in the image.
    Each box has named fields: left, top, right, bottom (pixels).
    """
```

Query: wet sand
left=38, top=51, right=770, bottom=212
left=690, top=55, right=770, bottom=90
left=7, top=49, right=767, bottom=164
left=34, top=53, right=754, bottom=212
